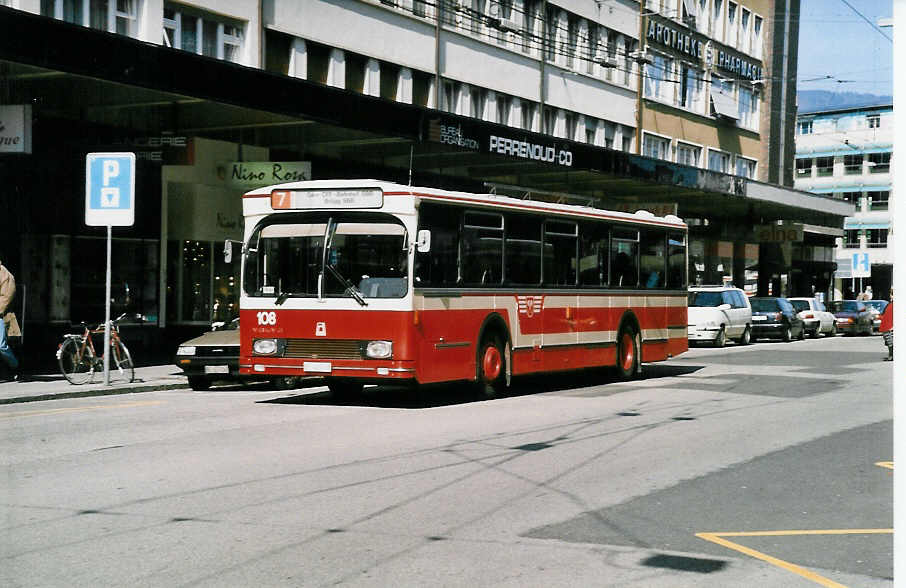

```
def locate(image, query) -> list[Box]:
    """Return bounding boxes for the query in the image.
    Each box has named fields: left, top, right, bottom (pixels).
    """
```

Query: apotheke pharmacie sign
left=646, top=21, right=763, bottom=81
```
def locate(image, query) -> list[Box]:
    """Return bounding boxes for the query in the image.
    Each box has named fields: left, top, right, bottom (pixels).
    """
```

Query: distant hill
left=797, top=90, right=892, bottom=113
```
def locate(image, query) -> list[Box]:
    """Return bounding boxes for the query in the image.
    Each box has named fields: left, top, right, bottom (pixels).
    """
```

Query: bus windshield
left=243, top=212, right=408, bottom=301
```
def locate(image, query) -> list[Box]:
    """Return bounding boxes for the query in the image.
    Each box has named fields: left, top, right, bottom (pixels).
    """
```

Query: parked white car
left=787, top=297, right=837, bottom=338
left=688, top=286, right=753, bottom=347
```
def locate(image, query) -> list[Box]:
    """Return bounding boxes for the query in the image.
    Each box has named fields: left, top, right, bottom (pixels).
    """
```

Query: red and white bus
left=238, top=180, right=687, bottom=397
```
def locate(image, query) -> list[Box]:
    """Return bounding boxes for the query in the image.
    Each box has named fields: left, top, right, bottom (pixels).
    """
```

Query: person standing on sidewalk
left=0, top=256, right=20, bottom=380
left=880, top=292, right=894, bottom=361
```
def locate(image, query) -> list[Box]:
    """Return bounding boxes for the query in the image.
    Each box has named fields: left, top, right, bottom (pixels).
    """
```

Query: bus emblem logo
left=517, top=296, right=543, bottom=318
left=316, top=322, right=327, bottom=337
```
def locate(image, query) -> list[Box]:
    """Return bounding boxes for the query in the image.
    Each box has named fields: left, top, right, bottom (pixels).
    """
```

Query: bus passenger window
left=505, top=214, right=541, bottom=285
left=579, top=222, right=608, bottom=287
left=415, top=203, right=460, bottom=287
left=667, top=232, right=686, bottom=288
left=544, top=220, right=578, bottom=286
left=640, top=231, right=666, bottom=289
left=461, top=211, right=503, bottom=286
left=611, top=228, right=639, bottom=288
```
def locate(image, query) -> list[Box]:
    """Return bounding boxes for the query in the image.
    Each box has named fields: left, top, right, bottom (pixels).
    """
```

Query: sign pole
left=103, top=225, right=112, bottom=386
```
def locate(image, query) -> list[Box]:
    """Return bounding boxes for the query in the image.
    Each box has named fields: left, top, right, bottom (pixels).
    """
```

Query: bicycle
left=56, top=313, right=135, bottom=385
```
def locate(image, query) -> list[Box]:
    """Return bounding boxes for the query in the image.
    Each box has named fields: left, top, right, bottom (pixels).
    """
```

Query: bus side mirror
left=223, top=240, right=233, bottom=263
left=416, top=230, right=431, bottom=253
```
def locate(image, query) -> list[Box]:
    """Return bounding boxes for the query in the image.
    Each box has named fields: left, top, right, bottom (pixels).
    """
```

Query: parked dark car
left=827, top=300, right=874, bottom=336
left=175, top=318, right=302, bottom=391
left=749, top=297, right=805, bottom=342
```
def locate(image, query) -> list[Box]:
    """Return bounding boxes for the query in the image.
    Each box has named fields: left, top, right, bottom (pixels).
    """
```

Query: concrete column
left=364, top=58, right=380, bottom=97
left=327, top=48, right=345, bottom=89
left=396, top=68, right=413, bottom=104
left=288, top=39, right=307, bottom=79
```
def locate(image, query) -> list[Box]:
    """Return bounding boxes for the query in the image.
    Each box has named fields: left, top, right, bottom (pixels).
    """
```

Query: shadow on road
left=258, top=363, right=707, bottom=409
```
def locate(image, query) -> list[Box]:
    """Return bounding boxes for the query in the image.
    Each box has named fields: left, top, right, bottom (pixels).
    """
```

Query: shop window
left=166, top=240, right=239, bottom=324
left=868, top=191, right=889, bottom=211
left=72, top=237, right=159, bottom=324
left=869, top=152, right=891, bottom=173
left=843, top=154, right=863, bottom=175
left=163, top=2, right=244, bottom=63
left=795, top=158, right=813, bottom=177
left=815, top=156, right=834, bottom=176
left=866, top=229, right=888, bottom=248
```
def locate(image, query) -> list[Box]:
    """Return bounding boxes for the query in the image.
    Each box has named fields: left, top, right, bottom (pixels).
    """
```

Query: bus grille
left=284, top=339, right=364, bottom=360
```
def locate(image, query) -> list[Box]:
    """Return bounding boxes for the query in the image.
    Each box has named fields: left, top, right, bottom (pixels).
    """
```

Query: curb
left=0, top=382, right=190, bottom=405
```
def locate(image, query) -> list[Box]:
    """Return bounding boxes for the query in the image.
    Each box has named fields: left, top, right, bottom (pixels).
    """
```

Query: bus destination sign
left=271, top=188, right=383, bottom=210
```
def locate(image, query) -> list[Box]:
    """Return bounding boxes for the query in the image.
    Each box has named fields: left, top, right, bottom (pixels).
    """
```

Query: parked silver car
left=788, top=297, right=837, bottom=338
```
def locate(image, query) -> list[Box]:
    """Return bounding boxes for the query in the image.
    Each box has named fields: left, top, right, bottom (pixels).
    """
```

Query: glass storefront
left=166, top=239, right=240, bottom=325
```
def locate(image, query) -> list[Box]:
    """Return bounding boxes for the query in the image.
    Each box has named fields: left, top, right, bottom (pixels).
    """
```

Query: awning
left=710, top=90, right=739, bottom=120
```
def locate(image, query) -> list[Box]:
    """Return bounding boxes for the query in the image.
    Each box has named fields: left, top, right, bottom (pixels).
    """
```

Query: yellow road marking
left=696, top=529, right=893, bottom=588
left=875, top=461, right=893, bottom=470
left=0, top=400, right=164, bottom=419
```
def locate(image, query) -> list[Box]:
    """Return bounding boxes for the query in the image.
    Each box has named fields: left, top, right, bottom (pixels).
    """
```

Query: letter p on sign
left=86, top=152, right=135, bottom=226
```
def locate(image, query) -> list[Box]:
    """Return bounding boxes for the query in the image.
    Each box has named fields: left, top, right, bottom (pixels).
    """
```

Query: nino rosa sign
left=222, top=161, right=312, bottom=188
left=755, top=224, right=803, bottom=243
left=0, top=105, right=32, bottom=154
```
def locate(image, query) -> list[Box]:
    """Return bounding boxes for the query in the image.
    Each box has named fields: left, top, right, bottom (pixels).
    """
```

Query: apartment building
left=0, top=0, right=847, bottom=366
left=795, top=103, right=894, bottom=300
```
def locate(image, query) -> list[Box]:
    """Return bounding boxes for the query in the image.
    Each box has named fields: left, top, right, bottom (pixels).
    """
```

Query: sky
left=796, top=0, right=893, bottom=97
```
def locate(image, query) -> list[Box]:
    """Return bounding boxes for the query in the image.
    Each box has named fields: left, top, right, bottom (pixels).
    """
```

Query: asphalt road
left=0, top=334, right=893, bottom=587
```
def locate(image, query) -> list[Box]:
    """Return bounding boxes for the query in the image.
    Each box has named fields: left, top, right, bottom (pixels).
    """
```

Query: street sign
left=851, top=252, right=871, bottom=278
left=835, top=256, right=853, bottom=279
left=85, top=152, right=135, bottom=226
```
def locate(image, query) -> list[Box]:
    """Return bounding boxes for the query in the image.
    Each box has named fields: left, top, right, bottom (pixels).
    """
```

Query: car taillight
left=773, top=312, right=782, bottom=320
left=804, top=312, right=814, bottom=319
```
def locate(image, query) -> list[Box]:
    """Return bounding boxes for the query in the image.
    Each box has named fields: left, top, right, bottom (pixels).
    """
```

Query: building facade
left=795, top=103, right=894, bottom=300
left=0, top=0, right=847, bottom=369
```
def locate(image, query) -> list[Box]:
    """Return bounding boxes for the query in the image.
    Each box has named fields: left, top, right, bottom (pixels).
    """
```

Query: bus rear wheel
left=476, top=336, right=508, bottom=398
left=616, top=326, right=640, bottom=380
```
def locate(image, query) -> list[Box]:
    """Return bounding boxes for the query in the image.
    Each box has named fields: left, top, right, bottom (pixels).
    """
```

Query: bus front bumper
left=240, top=359, right=417, bottom=380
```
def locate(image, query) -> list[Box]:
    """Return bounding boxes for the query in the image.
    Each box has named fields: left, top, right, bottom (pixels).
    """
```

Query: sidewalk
left=0, top=365, right=190, bottom=404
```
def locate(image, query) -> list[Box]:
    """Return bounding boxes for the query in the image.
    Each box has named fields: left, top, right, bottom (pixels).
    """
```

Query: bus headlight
left=253, top=338, right=279, bottom=355
left=365, top=340, right=393, bottom=359
left=176, top=346, right=196, bottom=356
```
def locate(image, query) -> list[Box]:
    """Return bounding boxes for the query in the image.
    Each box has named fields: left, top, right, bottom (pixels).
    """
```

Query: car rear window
left=751, top=299, right=779, bottom=312
left=689, top=291, right=723, bottom=307
left=789, top=300, right=809, bottom=312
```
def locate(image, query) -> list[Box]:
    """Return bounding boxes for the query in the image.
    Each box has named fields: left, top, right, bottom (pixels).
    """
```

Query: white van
left=687, top=286, right=753, bottom=347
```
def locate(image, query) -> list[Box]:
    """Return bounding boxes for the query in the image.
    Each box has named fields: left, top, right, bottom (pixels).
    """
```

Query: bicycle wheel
left=58, top=337, right=96, bottom=385
left=110, top=339, right=135, bottom=383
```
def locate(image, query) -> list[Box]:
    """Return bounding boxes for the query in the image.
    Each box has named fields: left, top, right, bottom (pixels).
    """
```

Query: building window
left=795, top=158, right=813, bottom=177
left=676, top=142, right=701, bottom=167
left=815, top=156, right=833, bottom=176
left=496, top=95, right=512, bottom=125
left=739, top=8, right=751, bottom=51
left=840, top=191, right=861, bottom=206
left=43, top=0, right=141, bottom=36
left=163, top=3, right=244, bottom=62
left=752, top=15, right=763, bottom=58
left=843, top=230, right=860, bottom=248
left=867, top=114, right=881, bottom=129
left=797, top=119, right=813, bottom=135
left=737, top=86, right=758, bottom=130
left=712, top=0, right=724, bottom=41
left=708, top=149, right=730, bottom=173
left=585, top=119, right=597, bottom=144
left=843, top=154, right=863, bottom=175
left=521, top=102, right=536, bottom=131
left=735, top=156, right=756, bottom=178
left=868, top=191, right=889, bottom=211
left=869, top=152, right=891, bottom=173
left=866, top=229, right=888, bottom=248
left=643, top=134, right=671, bottom=160
left=645, top=53, right=673, bottom=104
left=727, top=1, right=737, bottom=47
left=470, top=87, right=487, bottom=119
left=680, top=64, right=704, bottom=113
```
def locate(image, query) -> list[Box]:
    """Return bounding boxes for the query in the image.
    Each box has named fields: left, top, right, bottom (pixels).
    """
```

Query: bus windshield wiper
left=326, top=264, right=368, bottom=307
left=275, top=290, right=291, bottom=305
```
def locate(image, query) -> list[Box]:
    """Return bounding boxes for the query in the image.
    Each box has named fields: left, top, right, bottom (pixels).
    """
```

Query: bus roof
left=243, top=179, right=687, bottom=229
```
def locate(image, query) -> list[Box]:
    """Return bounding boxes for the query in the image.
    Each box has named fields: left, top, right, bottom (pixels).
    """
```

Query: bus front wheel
left=476, top=336, right=508, bottom=398
left=616, top=326, right=640, bottom=381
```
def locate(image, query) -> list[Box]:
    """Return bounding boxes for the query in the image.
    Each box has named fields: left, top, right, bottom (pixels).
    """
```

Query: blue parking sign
left=85, top=152, right=135, bottom=226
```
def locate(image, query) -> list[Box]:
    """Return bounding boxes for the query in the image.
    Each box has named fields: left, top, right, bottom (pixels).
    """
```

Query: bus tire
left=476, top=336, right=508, bottom=398
left=616, top=325, right=640, bottom=381
left=327, top=378, right=363, bottom=400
